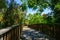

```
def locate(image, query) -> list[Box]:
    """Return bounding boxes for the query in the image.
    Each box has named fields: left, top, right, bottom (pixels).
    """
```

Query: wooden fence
left=0, top=24, right=21, bottom=40
left=28, top=24, right=60, bottom=40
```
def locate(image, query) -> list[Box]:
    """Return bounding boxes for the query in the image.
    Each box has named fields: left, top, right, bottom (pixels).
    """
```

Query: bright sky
left=14, top=0, right=22, bottom=5
left=26, top=8, right=38, bottom=14
left=42, top=7, right=53, bottom=14
left=7, top=0, right=52, bottom=15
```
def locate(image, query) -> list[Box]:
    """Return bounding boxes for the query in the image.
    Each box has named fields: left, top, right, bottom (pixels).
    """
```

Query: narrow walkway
left=21, top=26, right=54, bottom=40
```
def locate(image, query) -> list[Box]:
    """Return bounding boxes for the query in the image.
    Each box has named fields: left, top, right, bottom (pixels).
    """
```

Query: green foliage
left=55, top=2, right=60, bottom=10
left=46, top=16, right=53, bottom=24
left=21, top=0, right=50, bottom=12
left=25, top=13, right=53, bottom=25
left=28, top=0, right=37, bottom=9
left=0, top=0, right=60, bottom=28
left=0, top=0, right=26, bottom=28
left=0, top=0, right=7, bottom=9
left=21, top=3, right=26, bottom=11
left=0, top=0, right=23, bottom=28
left=21, top=0, right=60, bottom=24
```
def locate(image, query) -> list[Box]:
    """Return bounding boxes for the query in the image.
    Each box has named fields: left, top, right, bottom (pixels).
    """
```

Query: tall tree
left=51, top=0, right=60, bottom=23
left=3, top=0, right=15, bottom=27
left=3, top=0, right=21, bottom=27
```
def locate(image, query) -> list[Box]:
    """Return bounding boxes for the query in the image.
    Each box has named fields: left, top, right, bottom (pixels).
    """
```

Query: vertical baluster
left=11, top=30, right=12, bottom=40
left=52, top=25, right=53, bottom=38
left=18, top=27, right=19, bottom=40
left=17, top=27, right=18, bottom=40
left=0, top=35, right=2, bottom=40
left=16, top=26, right=18, bottom=40
left=50, top=25, right=51, bottom=37
left=12, top=29, right=13, bottom=40
left=15, top=28, right=17, bottom=40
left=18, top=26, right=20, bottom=40
left=6, top=33, right=7, bottom=40
left=54, top=25, right=56, bottom=39
left=8, top=32, right=10, bottom=40
left=13, top=29, right=15, bottom=40
left=12, top=29, right=15, bottom=40
left=19, top=26, right=21, bottom=39
left=3, top=34, right=4, bottom=40
left=42, top=24, right=43, bottom=32
left=16, top=27, right=18, bottom=40
left=14, top=29, right=16, bottom=40
left=17, top=26, right=19, bottom=40
left=18, top=26, right=19, bottom=40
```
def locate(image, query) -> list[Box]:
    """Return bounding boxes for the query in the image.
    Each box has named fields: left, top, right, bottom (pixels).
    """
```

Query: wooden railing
left=0, top=24, right=21, bottom=40
left=28, top=24, right=60, bottom=40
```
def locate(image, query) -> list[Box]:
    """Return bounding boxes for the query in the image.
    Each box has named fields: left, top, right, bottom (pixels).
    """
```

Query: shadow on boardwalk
left=21, top=26, right=54, bottom=40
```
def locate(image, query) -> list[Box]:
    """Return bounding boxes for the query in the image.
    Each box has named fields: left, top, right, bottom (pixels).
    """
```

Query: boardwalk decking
left=21, top=26, right=54, bottom=40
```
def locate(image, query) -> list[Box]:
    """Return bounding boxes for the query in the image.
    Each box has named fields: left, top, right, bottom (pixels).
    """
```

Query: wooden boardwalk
left=0, top=26, right=54, bottom=40
left=21, top=26, right=54, bottom=40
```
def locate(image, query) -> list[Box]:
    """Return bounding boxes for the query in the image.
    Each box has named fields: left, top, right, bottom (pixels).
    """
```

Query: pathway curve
left=21, top=26, right=54, bottom=40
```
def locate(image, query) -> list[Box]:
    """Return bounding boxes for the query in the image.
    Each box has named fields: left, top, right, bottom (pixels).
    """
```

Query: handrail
left=28, top=24, right=60, bottom=40
left=0, top=24, right=21, bottom=40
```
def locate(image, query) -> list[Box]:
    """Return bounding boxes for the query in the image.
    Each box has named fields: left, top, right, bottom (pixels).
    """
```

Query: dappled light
left=0, top=0, right=60, bottom=40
